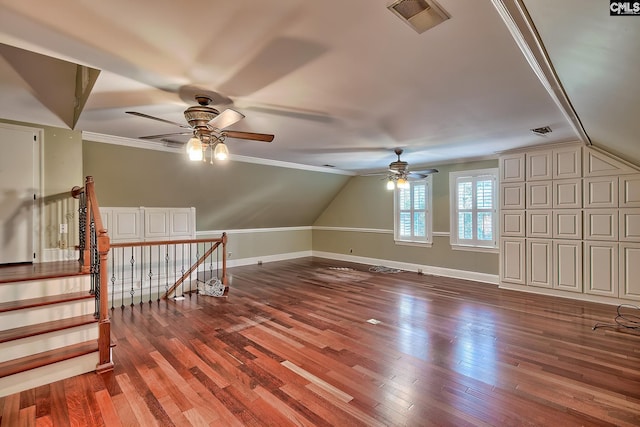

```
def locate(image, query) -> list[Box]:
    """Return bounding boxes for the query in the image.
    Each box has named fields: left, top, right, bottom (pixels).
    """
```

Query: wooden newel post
left=96, top=228, right=113, bottom=373
left=222, top=232, right=228, bottom=287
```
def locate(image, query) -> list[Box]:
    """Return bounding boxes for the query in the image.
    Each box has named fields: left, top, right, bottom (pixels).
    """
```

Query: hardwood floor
left=1, top=257, right=639, bottom=426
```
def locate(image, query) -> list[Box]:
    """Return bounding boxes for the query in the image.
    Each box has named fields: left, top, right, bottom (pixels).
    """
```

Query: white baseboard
left=227, top=251, right=313, bottom=268
left=311, top=251, right=499, bottom=285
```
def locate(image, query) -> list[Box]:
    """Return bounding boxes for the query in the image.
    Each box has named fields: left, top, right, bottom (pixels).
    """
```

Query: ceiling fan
left=126, top=95, right=274, bottom=163
left=368, top=148, right=438, bottom=189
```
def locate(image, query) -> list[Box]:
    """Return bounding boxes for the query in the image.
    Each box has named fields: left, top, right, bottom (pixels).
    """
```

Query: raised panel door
left=527, top=181, right=552, bottom=209
left=553, top=210, right=582, bottom=240
left=619, top=243, right=640, bottom=300
left=584, top=241, right=618, bottom=297
left=553, top=179, right=582, bottom=209
left=584, top=176, right=618, bottom=208
left=527, top=210, right=552, bottom=238
left=527, top=239, right=553, bottom=288
left=526, top=151, right=552, bottom=181
left=584, top=210, right=618, bottom=241
left=619, top=208, right=640, bottom=242
left=619, top=174, right=640, bottom=207
left=501, top=211, right=525, bottom=237
left=500, top=238, right=526, bottom=285
left=500, top=154, right=525, bottom=182
left=501, top=183, right=525, bottom=210
left=553, top=146, right=582, bottom=179
left=554, top=240, right=582, bottom=293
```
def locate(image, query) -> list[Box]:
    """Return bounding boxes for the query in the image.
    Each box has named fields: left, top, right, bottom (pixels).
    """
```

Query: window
left=394, top=177, right=432, bottom=245
left=449, top=169, right=498, bottom=250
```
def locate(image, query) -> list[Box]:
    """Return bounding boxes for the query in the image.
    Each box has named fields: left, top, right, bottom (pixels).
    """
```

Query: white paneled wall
left=499, top=143, right=640, bottom=303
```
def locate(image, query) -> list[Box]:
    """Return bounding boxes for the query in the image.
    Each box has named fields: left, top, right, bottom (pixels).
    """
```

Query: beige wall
left=83, top=140, right=350, bottom=231
left=313, top=159, right=500, bottom=276
left=200, top=228, right=311, bottom=262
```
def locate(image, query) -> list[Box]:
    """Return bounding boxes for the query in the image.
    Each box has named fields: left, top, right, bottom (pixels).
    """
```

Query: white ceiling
left=0, top=0, right=638, bottom=172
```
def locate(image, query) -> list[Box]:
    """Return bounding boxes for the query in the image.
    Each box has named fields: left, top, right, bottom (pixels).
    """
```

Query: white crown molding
left=82, top=132, right=355, bottom=175
left=491, top=0, right=591, bottom=145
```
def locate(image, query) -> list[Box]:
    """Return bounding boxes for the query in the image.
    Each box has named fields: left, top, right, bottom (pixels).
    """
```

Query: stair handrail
left=109, top=234, right=227, bottom=301
left=72, top=176, right=113, bottom=373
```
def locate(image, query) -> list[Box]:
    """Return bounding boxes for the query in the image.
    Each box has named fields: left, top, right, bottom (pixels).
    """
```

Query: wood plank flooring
left=1, top=257, right=639, bottom=426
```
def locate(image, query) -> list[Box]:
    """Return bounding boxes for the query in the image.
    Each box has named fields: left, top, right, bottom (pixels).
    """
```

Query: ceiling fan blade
left=160, top=138, right=187, bottom=147
left=408, top=169, right=439, bottom=179
left=126, top=111, right=191, bottom=129
left=223, top=130, right=274, bottom=142
left=139, top=132, right=192, bottom=140
left=208, top=109, right=245, bottom=130
left=361, top=172, right=389, bottom=176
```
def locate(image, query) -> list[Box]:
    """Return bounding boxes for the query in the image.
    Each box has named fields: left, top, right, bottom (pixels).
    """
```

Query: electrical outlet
left=228, top=252, right=232, bottom=258
left=59, top=223, right=68, bottom=234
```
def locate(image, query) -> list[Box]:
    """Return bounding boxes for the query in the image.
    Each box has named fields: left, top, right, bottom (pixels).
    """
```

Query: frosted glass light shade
left=186, top=137, right=203, bottom=161
left=397, top=178, right=409, bottom=189
left=386, top=180, right=395, bottom=190
left=214, top=142, right=229, bottom=161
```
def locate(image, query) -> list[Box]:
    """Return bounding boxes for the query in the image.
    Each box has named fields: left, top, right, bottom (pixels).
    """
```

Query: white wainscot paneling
left=619, top=209, right=640, bottom=242
left=527, top=210, right=552, bottom=238
left=500, top=238, right=525, bottom=285
left=584, top=241, right=618, bottom=297
left=553, top=146, right=582, bottom=179
left=526, top=181, right=552, bottom=209
left=500, top=183, right=525, bottom=210
left=554, top=240, right=582, bottom=293
left=527, top=239, right=553, bottom=288
left=111, top=209, right=142, bottom=242
left=170, top=209, right=194, bottom=237
left=501, top=211, right=525, bottom=237
left=619, top=242, right=640, bottom=300
left=584, top=176, right=618, bottom=208
left=553, top=210, right=582, bottom=240
left=144, top=209, right=170, bottom=239
left=500, top=153, right=525, bottom=182
left=619, top=174, right=640, bottom=207
left=584, top=210, right=618, bottom=241
left=526, top=151, right=552, bottom=181
left=553, top=179, right=582, bottom=209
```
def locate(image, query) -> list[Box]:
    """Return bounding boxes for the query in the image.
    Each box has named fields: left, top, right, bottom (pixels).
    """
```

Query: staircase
left=0, top=262, right=100, bottom=397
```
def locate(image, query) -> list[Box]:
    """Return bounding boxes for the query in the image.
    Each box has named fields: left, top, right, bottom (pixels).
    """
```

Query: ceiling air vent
left=387, top=0, right=450, bottom=34
left=531, top=126, right=552, bottom=136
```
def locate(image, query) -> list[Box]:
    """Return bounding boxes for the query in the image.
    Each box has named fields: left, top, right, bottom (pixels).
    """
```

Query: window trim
left=393, top=176, right=433, bottom=245
left=449, top=168, right=498, bottom=251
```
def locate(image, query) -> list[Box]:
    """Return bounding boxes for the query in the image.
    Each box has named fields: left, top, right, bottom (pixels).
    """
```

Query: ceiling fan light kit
left=127, top=94, right=274, bottom=164
left=379, top=148, right=438, bottom=190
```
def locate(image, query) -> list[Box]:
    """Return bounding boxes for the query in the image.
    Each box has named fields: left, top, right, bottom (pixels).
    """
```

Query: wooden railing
left=71, top=176, right=113, bottom=373
left=108, top=235, right=227, bottom=307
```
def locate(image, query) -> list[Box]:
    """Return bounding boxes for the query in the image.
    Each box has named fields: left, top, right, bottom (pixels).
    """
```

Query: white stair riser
left=0, top=300, right=95, bottom=331
left=0, top=323, right=98, bottom=363
left=0, top=351, right=99, bottom=398
left=0, top=276, right=90, bottom=303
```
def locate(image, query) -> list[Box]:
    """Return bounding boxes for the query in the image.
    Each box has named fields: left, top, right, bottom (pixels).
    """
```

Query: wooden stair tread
left=0, top=340, right=98, bottom=379
left=0, top=261, right=88, bottom=285
left=0, top=314, right=98, bottom=344
left=0, top=291, right=94, bottom=313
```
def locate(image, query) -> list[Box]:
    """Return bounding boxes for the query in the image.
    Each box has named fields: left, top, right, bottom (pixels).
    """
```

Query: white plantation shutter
left=450, top=169, right=498, bottom=249
left=395, top=177, right=432, bottom=244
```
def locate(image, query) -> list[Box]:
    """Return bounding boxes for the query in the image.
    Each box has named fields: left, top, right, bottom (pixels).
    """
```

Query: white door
left=0, top=125, right=37, bottom=264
